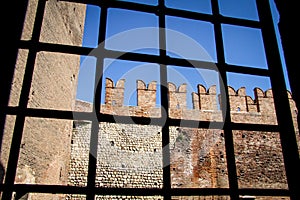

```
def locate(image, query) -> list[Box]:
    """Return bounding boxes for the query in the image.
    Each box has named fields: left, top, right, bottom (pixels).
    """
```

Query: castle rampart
left=69, top=78, right=299, bottom=200
left=99, top=78, right=297, bottom=126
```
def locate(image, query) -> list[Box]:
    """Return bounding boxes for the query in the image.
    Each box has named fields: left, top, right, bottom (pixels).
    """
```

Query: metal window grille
left=1, top=0, right=300, bottom=200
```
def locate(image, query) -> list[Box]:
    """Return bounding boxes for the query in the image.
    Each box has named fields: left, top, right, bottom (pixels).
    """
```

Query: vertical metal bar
left=160, top=67, right=170, bottom=200
left=211, top=0, right=239, bottom=199
left=86, top=120, right=99, bottom=199
left=158, top=0, right=171, bottom=199
left=0, top=0, right=29, bottom=155
left=86, top=4, right=108, bottom=200
left=274, top=0, right=300, bottom=133
left=256, top=1, right=300, bottom=199
left=1, top=0, right=47, bottom=199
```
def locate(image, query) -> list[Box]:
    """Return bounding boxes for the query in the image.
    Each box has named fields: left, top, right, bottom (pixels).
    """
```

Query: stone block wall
left=96, top=122, right=163, bottom=188
left=68, top=122, right=163, bottom=188
left=67, top=121, right=164, bottom=200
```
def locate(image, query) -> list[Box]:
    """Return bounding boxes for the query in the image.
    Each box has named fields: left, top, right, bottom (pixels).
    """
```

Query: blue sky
left=76, top=0, right=290, bottom=109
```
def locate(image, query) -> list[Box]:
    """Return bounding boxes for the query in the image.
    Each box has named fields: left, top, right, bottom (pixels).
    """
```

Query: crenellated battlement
left=105, top=78, right=125, bottom=107
left=97, top=78, right=298, bottom=124
left=192, top=84, right=218, bottom=111
left=168, top=82, right=187, bottom=109
left=137, top=80, right=157, bottom=109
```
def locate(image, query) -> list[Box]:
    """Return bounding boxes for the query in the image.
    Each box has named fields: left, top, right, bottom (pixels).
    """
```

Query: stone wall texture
left=1, top=0, right=86, bottom=199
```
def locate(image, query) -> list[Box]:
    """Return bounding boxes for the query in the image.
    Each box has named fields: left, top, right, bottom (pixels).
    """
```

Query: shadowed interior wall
left=1, top=0, right=86, bottom=199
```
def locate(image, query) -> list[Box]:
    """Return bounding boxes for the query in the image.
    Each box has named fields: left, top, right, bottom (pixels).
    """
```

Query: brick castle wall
left=68, top=78, right=299, bottom=200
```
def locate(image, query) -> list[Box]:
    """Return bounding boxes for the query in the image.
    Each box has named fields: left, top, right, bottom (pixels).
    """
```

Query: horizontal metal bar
left=59, top=0, right=261, bottom=29
left=2, top=106, right=279, bottom=132
left=103, top=49, right=219, bottom=70
left=2, top=106, right=93, bottom=121
left=18, top=40, right=94, bottom=56
left=165, top=8, right=260, bottom=29
left=230, top=122, right=279, bottom=132
left=239, top=188, right=290, bottom=197
left=58, top=0, right=157, bottom=13
left=0, top=184, right=289, bottom=197
left=19, top=41, right=270, bottom=78
left=170, top=188, right=230, bottom=196
left=225, top=64, right=270, bottom=77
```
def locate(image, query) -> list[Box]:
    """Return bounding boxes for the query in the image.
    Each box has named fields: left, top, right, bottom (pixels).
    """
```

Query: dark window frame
left=1, top=0, right=299, bottom=200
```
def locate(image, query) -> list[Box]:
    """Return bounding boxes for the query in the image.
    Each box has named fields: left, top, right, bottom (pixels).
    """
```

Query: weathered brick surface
left=233, top=131, right=288, bottom=189
left=169, top=127, right=228, bottom=189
